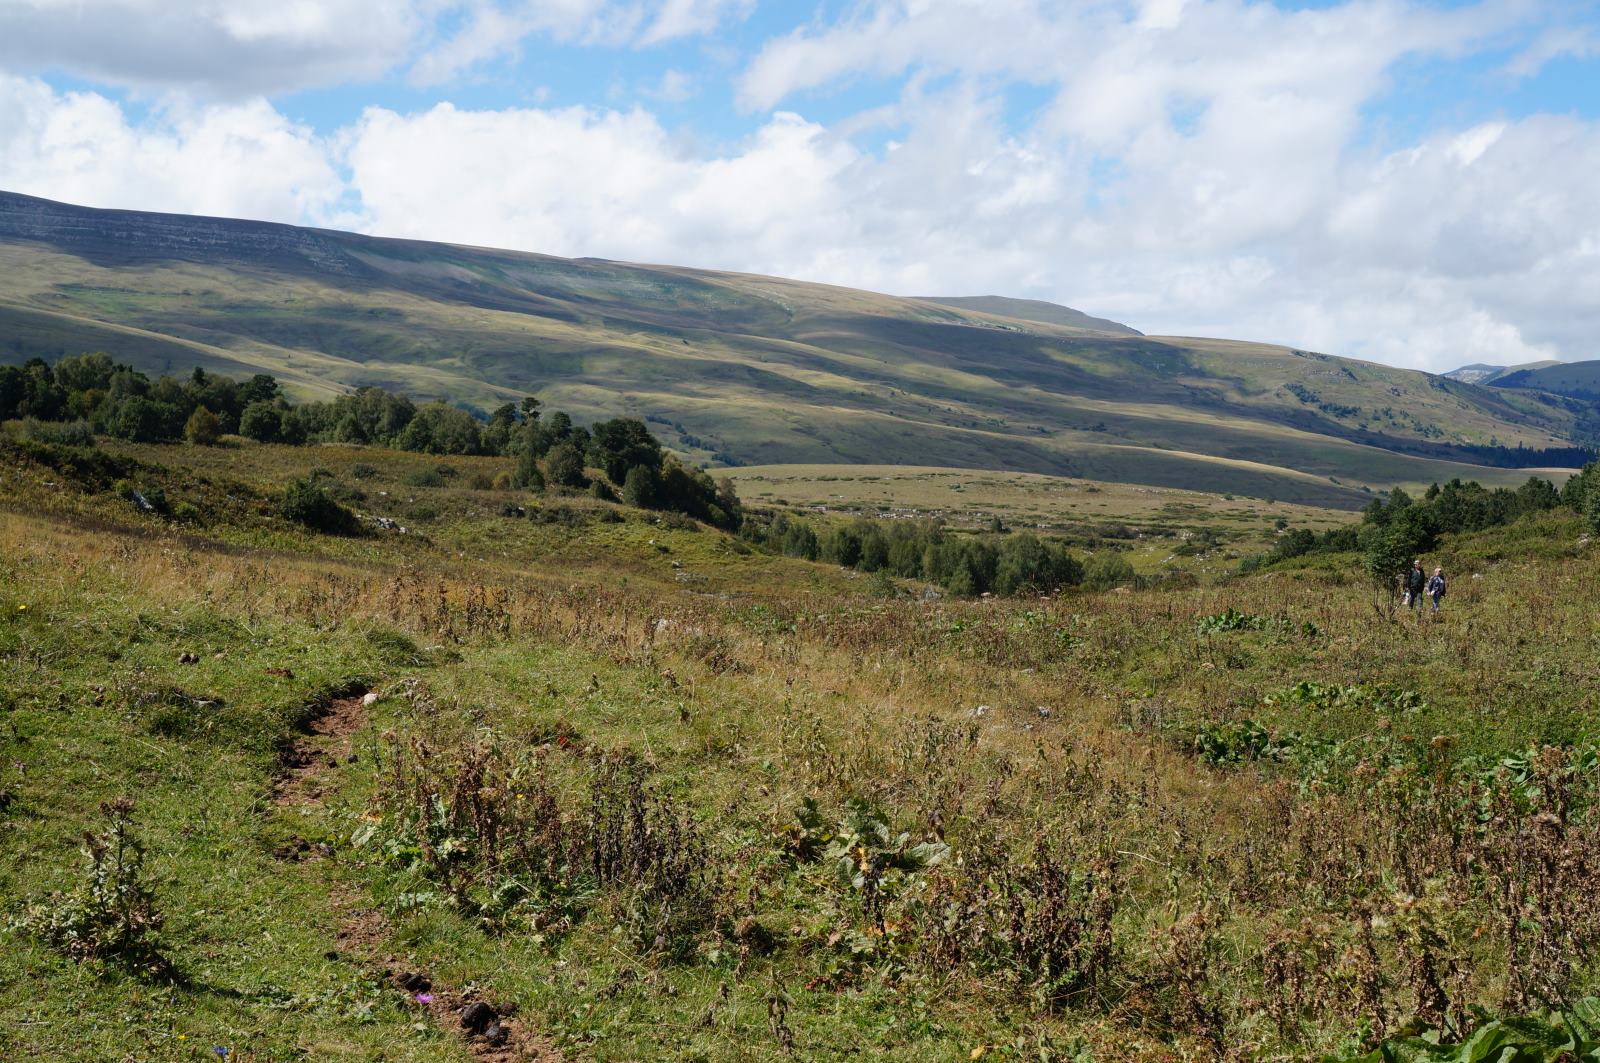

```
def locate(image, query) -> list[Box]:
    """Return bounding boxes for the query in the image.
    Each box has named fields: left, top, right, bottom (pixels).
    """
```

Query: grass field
left=3, top=431, right=1599, bottom=1061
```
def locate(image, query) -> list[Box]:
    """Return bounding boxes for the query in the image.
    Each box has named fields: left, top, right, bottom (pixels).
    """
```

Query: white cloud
left=640, top=0, right=756, bottom=45
left=408, top=0, right=757, bottom=85
left=0, top=74, right=342, bottom=220
left=0, top=0, right=425, bottom=95
left=1, top=1, right=1598, bottom=374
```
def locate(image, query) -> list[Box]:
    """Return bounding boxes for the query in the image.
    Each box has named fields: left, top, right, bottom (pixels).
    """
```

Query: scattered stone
left=129, top=490, right=156, bottom=513
left=1036, top=706, right=1052, bottom=718
left=361, top=691, right=380, bottom=707
left=971, top=705, right=990, bottom=718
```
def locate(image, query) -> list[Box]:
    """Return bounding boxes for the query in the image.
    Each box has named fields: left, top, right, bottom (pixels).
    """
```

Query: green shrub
left=1083, top=552, right=1134, bottom=591
left=20, top=417, right=96, bottom=447
left=279, top=477, right=359, bottom=535
left=404, top=467, right=446, bottom=488
left=183, top=405, right=222, bottom=445
left=14, top=798, right=168, bottom=973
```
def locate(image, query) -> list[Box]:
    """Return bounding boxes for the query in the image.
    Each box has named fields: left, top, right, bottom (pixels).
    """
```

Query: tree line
left=1244, top=467, right=1600, bottom=578
left=735, top=511, right=1134, bottom=597
left=0, top=353, right=740, bottom=530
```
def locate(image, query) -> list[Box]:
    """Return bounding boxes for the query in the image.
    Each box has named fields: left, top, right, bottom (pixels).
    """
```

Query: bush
left=404, top=467, right=446, bottom=488
left=20, top=417, right=96, bottom=447
left=184, top=405, right=222, bottom=445
left=546, top=442, right=588, bottom=488
left=279, top=477, right=359, bottom=535
left=15, top=798, right=167, bottom=973
left=1083, top=552, right=1135, bottom=591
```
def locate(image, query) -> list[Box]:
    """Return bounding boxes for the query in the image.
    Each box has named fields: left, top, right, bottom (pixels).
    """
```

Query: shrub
left=279, top=477, right=359, bottom=535
left=14, top=798, right=168, bottom=973
left=546, top=442, right=588, bottom=488
left=20, top=417, right=96, bottom=447
left=1083, top=552, right=1134, bottom=591
left=183, top=405, right=222, bottom=445
left=404, top=467, right=446, bottom=488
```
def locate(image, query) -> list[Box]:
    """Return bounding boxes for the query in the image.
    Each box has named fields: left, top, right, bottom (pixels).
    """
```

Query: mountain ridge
left=2, top=189, right=1595, bottom=508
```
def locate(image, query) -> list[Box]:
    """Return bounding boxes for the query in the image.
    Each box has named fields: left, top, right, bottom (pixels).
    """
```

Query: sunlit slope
left=1, top=190, right=1593, bottom=507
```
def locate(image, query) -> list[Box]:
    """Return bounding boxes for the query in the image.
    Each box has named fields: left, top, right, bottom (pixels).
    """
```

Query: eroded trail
left=275, top=689, right=558, bottom=1062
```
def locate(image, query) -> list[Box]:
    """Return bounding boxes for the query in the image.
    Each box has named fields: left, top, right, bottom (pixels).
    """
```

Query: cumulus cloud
left=0, top=0, right=1597, bottom=372
left=0, top=0, right=425, bottom=95
left=0, top=74, right=343, bottom=220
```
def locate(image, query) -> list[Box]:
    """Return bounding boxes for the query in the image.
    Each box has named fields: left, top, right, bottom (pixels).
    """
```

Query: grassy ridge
left=3, top=191, right=1596, bottom=506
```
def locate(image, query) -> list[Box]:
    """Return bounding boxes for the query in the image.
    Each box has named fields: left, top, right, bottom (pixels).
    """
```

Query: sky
left=1, top=1, right=1598, bottom=373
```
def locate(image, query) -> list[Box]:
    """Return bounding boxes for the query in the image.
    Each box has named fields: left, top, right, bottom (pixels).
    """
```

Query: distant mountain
left=913, top=296, right=1141, bottom=336
left=1489, top=360, right=1600, bottom=402
left=1444, top=361, right=1562, bottom=385
left=2, top=189, right=1595, bottom=508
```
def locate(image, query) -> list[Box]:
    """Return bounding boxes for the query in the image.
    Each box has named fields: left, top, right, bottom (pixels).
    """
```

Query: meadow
left=2, top=433, right=1598, bottom=1062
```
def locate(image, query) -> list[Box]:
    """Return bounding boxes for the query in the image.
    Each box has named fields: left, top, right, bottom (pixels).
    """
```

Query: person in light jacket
left=1426, top=566, right=1446, bottom=612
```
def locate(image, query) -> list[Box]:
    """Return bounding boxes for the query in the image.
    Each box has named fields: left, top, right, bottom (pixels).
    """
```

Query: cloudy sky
left=1, top=0, right=1597, bottom=371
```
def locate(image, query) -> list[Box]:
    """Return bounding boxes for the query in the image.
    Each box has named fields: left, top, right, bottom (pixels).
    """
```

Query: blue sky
left=1, top=0, right=1598, bottom=371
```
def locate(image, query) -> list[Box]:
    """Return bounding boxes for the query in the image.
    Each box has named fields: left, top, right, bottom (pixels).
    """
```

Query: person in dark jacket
left=1405, top=560, right=1426, bottom=609
left=1426, top=566, right=1446, bottom=612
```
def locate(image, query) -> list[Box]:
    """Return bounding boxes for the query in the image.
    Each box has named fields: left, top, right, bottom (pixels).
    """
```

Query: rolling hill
left=2, top=189, right=1595, bottom=508
left=1486, top=361, right=1600, bottom=402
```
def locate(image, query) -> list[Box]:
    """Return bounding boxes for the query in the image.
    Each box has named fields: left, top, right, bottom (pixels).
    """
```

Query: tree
left=622, top=464, right=661, bottom=508
left=109, top=397, right=169, bottom=443
left=546, top=441, right=588, bottom=488
left=588, top=418, right=662, bottom=484
left=184, top=405, right=222, bottom=445
left=238, top=402, right=283, bottom=443
left=1359, top=523, right=1415, bottom=597
left=398, top=402, right=483, bottom=455
left=781, top=522, right=820, bottom=560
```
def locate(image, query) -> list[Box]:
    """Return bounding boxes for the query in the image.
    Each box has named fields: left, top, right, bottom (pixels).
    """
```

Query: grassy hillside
left=2, top=191, right=1596, bottom=509
left=912, top=295, right=1142, bottom=335
left=3, top=432, right=1599, bottom=1061
left=1493, top=359, right=1600, bottom=401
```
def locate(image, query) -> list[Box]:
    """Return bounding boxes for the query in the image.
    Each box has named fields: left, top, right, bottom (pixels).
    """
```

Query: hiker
left=1405, top=559, right=1426, bottom=610
left=1426, top=566, right=1446, bottom=612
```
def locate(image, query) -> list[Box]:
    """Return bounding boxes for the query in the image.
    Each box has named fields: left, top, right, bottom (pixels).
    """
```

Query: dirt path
left=274, top=689, right=558, bottom=1062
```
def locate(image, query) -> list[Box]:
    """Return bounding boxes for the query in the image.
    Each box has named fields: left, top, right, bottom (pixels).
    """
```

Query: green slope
left=912, top=294, right=1142, bottom=335
left=1, top=190, right=1594, bottom=507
